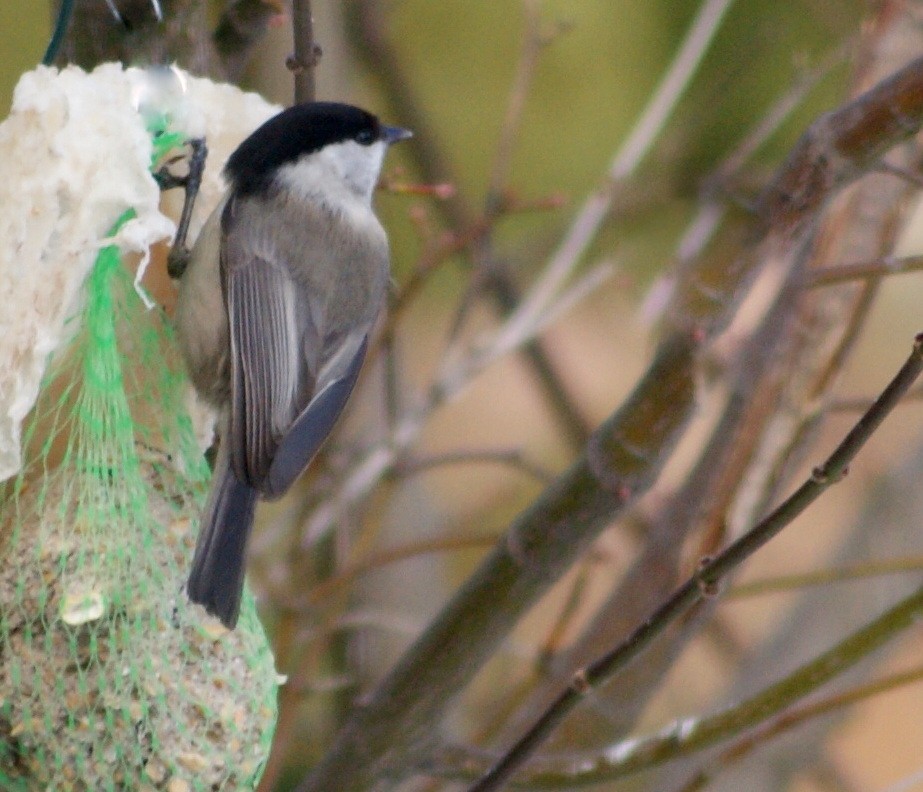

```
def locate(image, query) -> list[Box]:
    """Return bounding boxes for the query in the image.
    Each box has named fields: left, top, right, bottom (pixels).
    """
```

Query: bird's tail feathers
left=186, top=465, right=257, bottom=629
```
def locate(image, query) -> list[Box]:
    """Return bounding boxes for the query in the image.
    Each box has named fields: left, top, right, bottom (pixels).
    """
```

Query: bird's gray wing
left=263, top=333, right=369, bottom=499
left=222, top=202, right=376, bottom=497
left=225, top=247, right=316, bottom=489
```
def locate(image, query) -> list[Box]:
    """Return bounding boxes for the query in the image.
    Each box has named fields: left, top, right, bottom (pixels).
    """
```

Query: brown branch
left=730, top=555, right=923, bottom=598
left=828, top=384, right=923, bottom=412
left=752, top=57, right=923, bottom=242
left=483, top=32, right=904, bottom=756
left=289, top=0, right=319, bottom=103
left=297, top=335, right=698, bottom=792
left=280, top=534, right=503, bottom=611
left=673, top=663, right=923, bottom=792
left=804, top=253, right=923, bottom=286
left=395, top=449, right=556, bottom=485
left=467, top=334, right=923, bottom=792
left=434, top=662, right=923, bottom=790
left=344, top=0, right=593, bottom=452
left=508, top=272, right=809, bottom=748
left=669, top=54, right=923, bottom=334
left=485, top=0, right=547, bottom=209
left=728, top=16, right=923, bottom=545
left=434, top=609, right=923, bottom=789
left=295, top=46, right=923, bottom=792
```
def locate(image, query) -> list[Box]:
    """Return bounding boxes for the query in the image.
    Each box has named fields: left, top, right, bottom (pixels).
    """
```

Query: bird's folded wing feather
left=226, top=253, right=310, bottom=487
left=264, top=333, right=369, bottom=499
left=224, top=234, right=372, bottom=497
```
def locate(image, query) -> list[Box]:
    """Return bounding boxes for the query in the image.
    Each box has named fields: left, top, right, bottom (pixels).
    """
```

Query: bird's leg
left=155, top=137, right=208, bottom=279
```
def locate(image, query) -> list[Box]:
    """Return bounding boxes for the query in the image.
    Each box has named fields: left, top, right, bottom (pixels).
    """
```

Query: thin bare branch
left=290, top=0, right=319, bottom=103
left=642, top=44, right=843, bottom=326
left=297, top=335, right=698, bottom=791
left=296, top=44, right=923, bottom=792
left=730, top=555, right=923, bottom=598
left=440, top=644, right=923, bottom=789
left=301, top=256, right=614, bottom=546
left=543, top=0, right=736, bottom=334
left=300, top=0, right=739, bottom=545
left=345, top=0, right=593, bottom=450
left=804, top=253, right=923, bottom=286
left=466, top=335, right=923, bottom=792
left=396, top=449, right=556, bottom=485
left=828, top=384, right=923, bottom=412
left=485, top=0, right=547, bottom=207
left=281, top=534, right=502, bottom=611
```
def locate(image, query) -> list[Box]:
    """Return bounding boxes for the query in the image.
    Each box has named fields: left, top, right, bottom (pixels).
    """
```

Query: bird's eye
left=355, top=128, right=375, bottom=145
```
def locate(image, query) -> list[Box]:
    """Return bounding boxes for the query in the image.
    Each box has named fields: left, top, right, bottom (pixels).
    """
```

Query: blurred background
left=6, top=2, right=923, bottom=791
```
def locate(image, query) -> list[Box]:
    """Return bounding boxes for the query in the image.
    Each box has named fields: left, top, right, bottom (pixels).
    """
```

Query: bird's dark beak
left=381, top=125, right=413, bottom=145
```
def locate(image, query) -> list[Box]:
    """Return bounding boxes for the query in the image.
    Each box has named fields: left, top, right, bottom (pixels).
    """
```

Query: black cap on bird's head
left=225, top=101, right=412, bottom=198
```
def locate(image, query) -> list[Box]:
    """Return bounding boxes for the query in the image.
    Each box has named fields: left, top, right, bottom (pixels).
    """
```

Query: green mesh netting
left=0, top=207, right=278, bottom=785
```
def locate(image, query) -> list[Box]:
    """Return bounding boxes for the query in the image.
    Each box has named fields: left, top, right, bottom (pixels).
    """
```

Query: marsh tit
left=173, top=102, right=411, bottom=628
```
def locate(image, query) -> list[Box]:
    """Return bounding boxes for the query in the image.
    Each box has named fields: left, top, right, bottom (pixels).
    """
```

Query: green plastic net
left=0, top=140, right=278, bottom=787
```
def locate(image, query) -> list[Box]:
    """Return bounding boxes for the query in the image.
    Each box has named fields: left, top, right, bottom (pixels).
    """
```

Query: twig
left=290, top=0, right=319, bottom=103
left=664, top=53, right=923, bottom=340
left=346, top=0, right=592, bottom=451
left=436, top=662, right=923, bottom=789
left=545, top=0, right=736, bottom=304
left=304, top=0, right=733, bottom=540
left=828, top=385, right=923, bottom=412
left=297, top=335, right=698, bottom=792
left=296, top=44, right=923, bottom=792
left=804, top=254, right=923, bottom=286
left=437, top=664, right=923, bottom=788
left=720, top=45, right=849, bottom=178
left=542, top=256, right=810, bottom=740
left=454, top=641, right=923, bottom=789
left=437, top=261, right=615, bottom=392
left=280, top=534, right=502, bottom=611
left=396, top=449, right=556, bottom=485
left=678, top=667, right=923, bottom=790
left=534, top=564, right=593, bottom=670
left=729, top=555, right=923, bottom=598
left=445, top=0, right=593, bottom=448
left=445, top=0, right=559, bottom=345
left=382, top=327, right=402, bottom=430
left=753, top=57, right=923, bottom=239
left=485, top=0, right=547, bottom=209
left=332, top=27, right=833, bottom=760
left=642, top=44, right=843, bottom=325
left=736, top=33, right=923, bottom=550
left=467, top=334, right=923, bottom=792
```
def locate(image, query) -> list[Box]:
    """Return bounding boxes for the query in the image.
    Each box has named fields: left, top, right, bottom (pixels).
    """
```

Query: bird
left=172, top=101, right=411, bottom=628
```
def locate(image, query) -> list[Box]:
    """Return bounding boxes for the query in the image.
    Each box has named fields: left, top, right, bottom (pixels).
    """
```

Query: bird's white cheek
left=278, top=140, right=387, bottom=204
